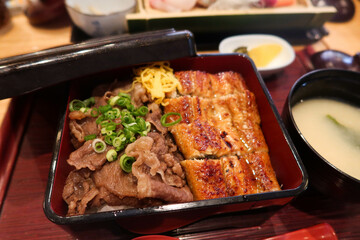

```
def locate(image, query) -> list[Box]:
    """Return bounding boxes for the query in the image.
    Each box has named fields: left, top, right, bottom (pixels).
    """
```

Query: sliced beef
left=146, top=103, right=168, bottom=135
left=125, top=135, right=193, bottom=203
left=69, top=93, right=109, bottom=148
left=64, top=81, right=194, bottom=215
left=67, top=139, right=111, bottom=171
left=63, top=162, right=164, bottom=216
left=68, top=110, right=90, bottom=120
left=69, top=117, right=100, bottom=149
left=93, top=160, right=138, bottom=198
left=91, top=186, right=124, bottom=207
left=110, top=83, right=149, bottom=107
left=130, top=83, right=150, bottom=107
left=92, top=161, right=164, bottom=208
left=147, top=132, right=185, bottom=186
left=97, top=91, right=114, bottom=107
left=62, top=169, right=99, bottom=216
left=134, top=174, right=193, bottom=203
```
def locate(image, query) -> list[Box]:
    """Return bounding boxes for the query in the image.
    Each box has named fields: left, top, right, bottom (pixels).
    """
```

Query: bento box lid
left=0, top=29, right=196, bottom=100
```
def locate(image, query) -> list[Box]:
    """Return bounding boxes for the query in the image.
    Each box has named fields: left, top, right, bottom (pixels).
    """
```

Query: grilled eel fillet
left=164, top=93, right=267, bottom=159
left=174, top=71, right=248, bottom=97
left=181, top=153, right=281, bottom=200
left=164, top=70, right=281, bottom=200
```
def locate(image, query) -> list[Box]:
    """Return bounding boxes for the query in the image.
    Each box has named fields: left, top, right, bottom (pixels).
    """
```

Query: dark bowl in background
left=44, top=54, right=308, bottom=234
left=282, top=69, right=360, bottom=200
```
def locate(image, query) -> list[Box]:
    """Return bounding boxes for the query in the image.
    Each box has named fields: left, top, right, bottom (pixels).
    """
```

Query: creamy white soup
left=292, top=98, right=360, bottom=180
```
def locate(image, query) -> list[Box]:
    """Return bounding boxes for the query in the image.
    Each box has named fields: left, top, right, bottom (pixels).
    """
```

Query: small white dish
left=219, top=34, right=295, bottom=77
left=65, top=0, right=136, bottom=37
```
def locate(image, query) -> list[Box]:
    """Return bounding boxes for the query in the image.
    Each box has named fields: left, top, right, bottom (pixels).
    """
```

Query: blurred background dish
left=24, top=0, right=67, bottom=25
left=311, top=50, right=360, bottom=72
left=311, top=0, right=355, bottom=22
left=282, top=69, right=360, bottom=200
left=127, top=0, right=336, bottom=42
left=219, top=34, right=295, bottom=77
left=0, top=0, right=11, bottom=30
left=65, top=0, right=136, bottom=37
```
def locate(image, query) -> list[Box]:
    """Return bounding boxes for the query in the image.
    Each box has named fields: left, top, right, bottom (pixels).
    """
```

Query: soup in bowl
left=282, top=69, right=360, bottom=199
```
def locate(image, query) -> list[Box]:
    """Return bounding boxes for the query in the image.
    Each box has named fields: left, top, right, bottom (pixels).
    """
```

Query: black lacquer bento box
left=42, top=31, right=308, bottom=234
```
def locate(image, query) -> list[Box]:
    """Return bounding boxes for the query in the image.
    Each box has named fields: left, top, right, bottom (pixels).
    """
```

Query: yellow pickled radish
left=248, top=44, right=282, bottom=67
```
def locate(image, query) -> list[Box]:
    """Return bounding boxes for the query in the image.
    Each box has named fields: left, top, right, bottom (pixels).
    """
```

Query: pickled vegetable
left=248, top=44, right=282, bottom=67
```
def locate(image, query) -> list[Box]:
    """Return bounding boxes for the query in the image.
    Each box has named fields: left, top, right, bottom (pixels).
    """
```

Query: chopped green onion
left=84, top=134, right=96, bottom=141
left=104, top=135, right=114, bottom=145
left=105, top=122, right=116, bottom=131
left=116, top=129, right=124, bottom=136
left=121, top=110, right=135, bottom=124
left=92, top=139, right=106, bottom=153
left=136, top=117, right=146, bottom=128
left=123, top=128, right=136, bottom=143
left=161, top=112, right=182, bottom=127
left=326, top=114, right=343, bottom=127
left=118, top=92, right=131, bottom=99
left=83, top=97, right=95, bottom=107
left=116, top=98, right=130, bottom=108
left=101, top=127, right=114, bottom=136
left=112, top=108, right=121, bottom=118
left=326, top=114, right=360, bottom=147
left=123, top=122, right=139, bottom=133
left=141, top=122, right=151, bottom=136
left=69, top=99, right=85, bottom=112
left=133, top=106, right=148, bottom=116
left=129, top=136, right=136, bottom=143
left=96, top=115, right=105, bottom=124
left=126, top=117, right=148, bottom=136
left=100, top=119, right=112, bottom=127
left=126, top=103, right=135, bottom=112
left=115, top=146, right=123, bottom=152
left=104, top=109, right=121, bottom=120
left=106, top=149, right=118, bottom=162
left=98, top=104, right=112, bottom=114
left=79, top=107, right=89, bottom=113
left=119, top=154, right=135, bottom=173
left=109, top=96, right=120, bottom=106
left=69, top=97, right=95, bottom=112
left=91, top=108, right=100, bottom=117
left=80, top=91, right=152, bottom=156
left=105, top=110, right=116, bottom=120
left=112, top=136, right=123, bottom=148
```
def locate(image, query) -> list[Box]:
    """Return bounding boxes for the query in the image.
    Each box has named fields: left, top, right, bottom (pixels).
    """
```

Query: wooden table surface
left=0, top=2, right=360, bottom=239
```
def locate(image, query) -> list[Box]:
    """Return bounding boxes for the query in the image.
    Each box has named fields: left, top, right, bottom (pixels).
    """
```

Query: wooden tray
left=1, top=49, right=360, bottom=239
left=127, top=0, right=336, bottom=35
